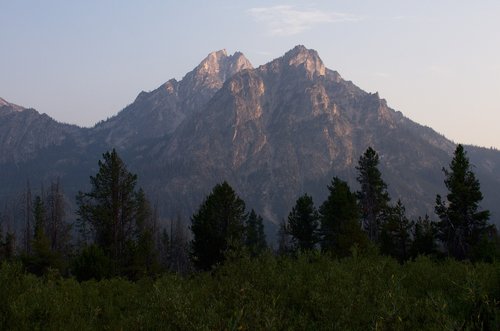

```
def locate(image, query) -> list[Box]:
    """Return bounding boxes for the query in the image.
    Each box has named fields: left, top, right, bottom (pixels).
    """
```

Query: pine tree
left=128, top=188, right=159, bottom=278
left=379, top=200, right=413, bottom=262
left=356, top=147, right=391, bottom=242
left=158, top=227, right=170, bottom=270
left=410, top=215, right=438, bottom=258
left=277, top=219, right=292, bottom=256
left=169, top=216, right=190, bottom=274
left=22, top=181, right=33, bottom=255
left=33, top=196, right=46, bottom=242
left=76, top=149, right=155, bottom=277
left=45, top=179, right=71, bottom=255
left=320, top=177, right=368, bottom=257
left=190, top=181, right=246, bottom=270
left=29, top=195, right=60, bottom=275
left=244, top=209, right=267, bottom=256
left=287, top=194, right=319, bottom=252
left=435, top=144, right=491, bottom=260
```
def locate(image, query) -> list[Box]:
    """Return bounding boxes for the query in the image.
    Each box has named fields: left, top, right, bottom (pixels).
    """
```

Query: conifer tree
left=32, top=196, right=46, bottom=243
left=287, top=194, right=319, bottom=252
left=190, top=181, right=246, bottom=270
left=356, top=147, right=390, bottom=242
left=29, top=195, right=60, bottom=275
left=435, top=144, right=491, bottom=260
left=320, top=177, right=368, bottom=257
left=379, top=200, right=413, bottom=262
left=22, top=181, right=33, bottom=255
left=410, top=215, right=438, bottom=258
left=158, top=227, right=170, bottom=270
left=45, top=179, right=71, bottom=255
left=277, top=219, right=292, bottom=256
left=76, top=149, right=156, bottom=277
left=244, top=209, right=267, bottom=256
left=128, top=188, right=159, bottom=278
left=169, top=216, right=190, bottom=274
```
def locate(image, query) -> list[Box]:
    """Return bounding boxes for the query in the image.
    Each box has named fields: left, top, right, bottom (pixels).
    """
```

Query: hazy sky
left=1, top=1, right=499, bottom=148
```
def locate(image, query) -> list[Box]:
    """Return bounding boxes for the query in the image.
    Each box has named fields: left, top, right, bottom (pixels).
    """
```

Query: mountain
left=0, top=98, right=84, bottom=164
left=1, top=46, right=499, bottom=232
left=140, top=45, right=463, bottom=222
left=91, top=50, right=253, bottom=148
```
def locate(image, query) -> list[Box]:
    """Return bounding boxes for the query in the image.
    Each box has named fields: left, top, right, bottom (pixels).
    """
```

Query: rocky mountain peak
left=198, top=49, right=229, bottom=75
left=191, top=49, right=253, bottom=87
left=284, top=45, right=326, bottom=78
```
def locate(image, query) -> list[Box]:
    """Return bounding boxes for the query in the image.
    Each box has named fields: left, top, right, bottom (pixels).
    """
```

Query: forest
left=0, top=145, right=499, bottom=330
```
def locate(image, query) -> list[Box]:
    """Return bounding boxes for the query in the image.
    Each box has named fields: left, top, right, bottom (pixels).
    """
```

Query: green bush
left=1, top=254, right=499, bottom=330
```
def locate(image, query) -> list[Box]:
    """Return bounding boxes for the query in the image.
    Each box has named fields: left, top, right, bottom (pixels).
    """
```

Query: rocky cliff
left=1, top=46, right=498, bottom=230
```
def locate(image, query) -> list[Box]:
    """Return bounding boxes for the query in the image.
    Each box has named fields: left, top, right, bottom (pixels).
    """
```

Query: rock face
left=147, top=46, right=459, bottom=222
left=0, top=46, right=499, bottom=230
left=92, top=50, right=253, bottom=148
left=0, top=99, right=82, bottom=164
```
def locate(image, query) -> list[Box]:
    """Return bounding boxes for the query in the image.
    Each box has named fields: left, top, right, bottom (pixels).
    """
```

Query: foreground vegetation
left=1, top=145, right=499, bottom=329
left=1, top=252, right=499, bottom=330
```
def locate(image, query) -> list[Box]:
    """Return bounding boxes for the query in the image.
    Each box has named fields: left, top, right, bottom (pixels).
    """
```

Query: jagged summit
left=92, top=49, right=253, bottom=147
left=260, top=45, right=326, bottom=80
left=197, top=49, right=229, bottom=75
left=284, top=45, right=326, bottom=78
left=185, top=49, right=253, bottom=89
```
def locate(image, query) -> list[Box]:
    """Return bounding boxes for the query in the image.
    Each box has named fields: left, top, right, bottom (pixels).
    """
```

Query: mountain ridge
left=0, top=46, right=498, bottom=231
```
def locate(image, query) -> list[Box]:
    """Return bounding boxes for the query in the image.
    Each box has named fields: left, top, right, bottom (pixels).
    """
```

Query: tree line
left=1, top=145, right=498, bottom=279
left=191, top=144, right=497, bottom=270
left=277, top=145, right=497, bottom=263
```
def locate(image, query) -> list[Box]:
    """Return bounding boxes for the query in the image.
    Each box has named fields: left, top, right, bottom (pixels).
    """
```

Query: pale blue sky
left=1, top=1, right=499, bottom=148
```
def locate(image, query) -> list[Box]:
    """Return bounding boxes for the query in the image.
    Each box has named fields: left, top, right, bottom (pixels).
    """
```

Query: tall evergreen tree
left=168, top=216, right=190, bottom=274
left=76, top=149, right=156, bottom=277
left=320, top=177, right=368, bottom=257
left=356, top=147, right=390, bottom=242
left=380, top=200, right=413, bottom=262
left=45, top=179, right=71, bottom=255
left=435, top=144, right=491, bottom=260
left=244, top=209, right=267, bottom=256
left=128, top=188, right=159, bottom=278
left=22, top=181, right=33, bottom=255
left=28, top=195, right=58, bottom=275
left=190, top=181, right=246, bottom=270
left=32, top=196, right=46, bottom=243
left=287, top=194, right=319, bottom=252
left=158, top=227, right=170, bottom=271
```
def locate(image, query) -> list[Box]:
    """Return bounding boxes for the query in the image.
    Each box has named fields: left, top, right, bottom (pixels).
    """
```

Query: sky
left=1, top=1, right=499, bottom=148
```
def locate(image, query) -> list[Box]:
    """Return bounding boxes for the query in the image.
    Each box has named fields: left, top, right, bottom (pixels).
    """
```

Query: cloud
left=248, top=5, right=361, bottom=36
